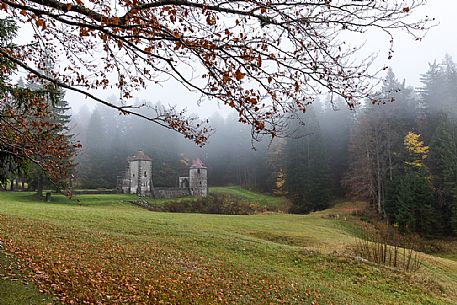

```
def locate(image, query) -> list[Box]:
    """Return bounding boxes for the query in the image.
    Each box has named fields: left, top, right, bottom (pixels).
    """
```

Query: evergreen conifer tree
left=285, top=109, right=331, bottom=213
left=385, top=132, right=438, bottom=235
left=429, top=116, right=457, bottom=235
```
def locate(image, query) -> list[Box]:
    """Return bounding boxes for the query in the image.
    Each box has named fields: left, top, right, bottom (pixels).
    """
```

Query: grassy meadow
left=209, top=186, right=290, bottom=210
left=0, top=190, right=456, bottom=304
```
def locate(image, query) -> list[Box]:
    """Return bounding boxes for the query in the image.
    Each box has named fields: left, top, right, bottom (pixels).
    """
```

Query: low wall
left=72, top=189, right=116, bottom=195
left=153, top=187, right=190, bottom=199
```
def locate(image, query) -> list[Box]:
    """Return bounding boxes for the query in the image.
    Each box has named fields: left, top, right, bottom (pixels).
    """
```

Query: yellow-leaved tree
left=403, top=132, right=429, bottom=168
left=384, top=131, right=436, bottom=234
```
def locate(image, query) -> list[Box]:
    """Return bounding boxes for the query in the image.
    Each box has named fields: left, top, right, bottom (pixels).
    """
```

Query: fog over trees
left=3, top=2, right=457, bottom=304
left=70, top=55, right=457, bottom=237
left=1, top=0, right=455, bottom=238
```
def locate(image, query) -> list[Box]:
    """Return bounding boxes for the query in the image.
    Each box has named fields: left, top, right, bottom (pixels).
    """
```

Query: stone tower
left=189, top=158, right=207, bottom=197
left=123, top=150, right=153, bottom=196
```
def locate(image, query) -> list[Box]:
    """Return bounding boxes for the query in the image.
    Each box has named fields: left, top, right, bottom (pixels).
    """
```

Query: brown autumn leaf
left=234, top=69, right=245, bottom=81
left=36, top=19, right=45, bottom=28
left=0, top=0, right=433, bottom=146
left=206, top=15, right=216, bottom=26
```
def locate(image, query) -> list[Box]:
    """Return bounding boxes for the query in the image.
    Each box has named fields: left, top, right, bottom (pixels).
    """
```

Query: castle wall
left=153, top=187, right=191, bottom=199
left=121, top=181, right=130, bottom=194
left=118, top=152, right=207, bottom=199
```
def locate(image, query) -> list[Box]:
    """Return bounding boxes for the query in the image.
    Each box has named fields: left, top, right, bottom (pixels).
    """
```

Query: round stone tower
left=189, top=158, right=207, bottom=197
left=126, top=150, right=153, bottom=196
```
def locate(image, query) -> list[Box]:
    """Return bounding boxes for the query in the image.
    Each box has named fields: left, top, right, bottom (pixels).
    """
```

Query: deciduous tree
left=0, top=18, right=77, bottom=187
left=0, top=0, right=433, bottom=143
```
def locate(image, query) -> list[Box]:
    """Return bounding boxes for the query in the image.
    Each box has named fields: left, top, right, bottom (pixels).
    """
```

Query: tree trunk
left=375, top=126, right=383, bottom=215
left=37, top=174, right=44, bottom=198
left=387, top=123, right=393, bottom=182
left=376, top=149, right=382, bottom=214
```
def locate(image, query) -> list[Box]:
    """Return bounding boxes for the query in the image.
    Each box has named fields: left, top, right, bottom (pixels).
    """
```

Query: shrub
left=354, top=223, right=422, bottom=273
left=131, top=194, right=266, bottom=215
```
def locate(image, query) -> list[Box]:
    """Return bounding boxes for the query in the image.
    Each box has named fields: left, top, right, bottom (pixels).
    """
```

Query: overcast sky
left=388, top=1, right=457, bottom=85
left=61, top=1, right=456, bottom=117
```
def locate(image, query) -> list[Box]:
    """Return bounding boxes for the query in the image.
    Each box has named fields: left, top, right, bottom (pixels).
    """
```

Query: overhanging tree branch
left=0, top=0, right=435, bottom=142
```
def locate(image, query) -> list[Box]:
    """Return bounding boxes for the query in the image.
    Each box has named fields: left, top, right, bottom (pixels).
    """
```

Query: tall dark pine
left=50, top=88, right=72, bottom=133
left=429, top=116, right=457, bottom=235
left=317, top=98, right=353, bottom=197
left=344, top=69, right=416, bottom=216
left=417, top=61, right=443, bottom=115
left=440, top=55, right=457, bottom=115
left=25, top=81, right=76, bottom=194
left=385, top=169, right=436, bottom=234
left=0, top=19, right=28, bottom=186
left=79, top=109, right=110, bottom=188
left=49, top=88, right=76, bottom=190
left=385, top=132, right=438, bottom=236
left=285, top=108, right=331, bottom=213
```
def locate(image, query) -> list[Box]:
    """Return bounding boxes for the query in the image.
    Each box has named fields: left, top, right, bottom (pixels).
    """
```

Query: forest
left=2, top=1, right=457, bottom=303
left=65, top=55, right=457, bottom=238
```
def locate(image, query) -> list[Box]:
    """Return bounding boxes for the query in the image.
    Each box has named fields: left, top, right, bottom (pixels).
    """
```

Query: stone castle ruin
left=118, top=150, right=207, bottom=198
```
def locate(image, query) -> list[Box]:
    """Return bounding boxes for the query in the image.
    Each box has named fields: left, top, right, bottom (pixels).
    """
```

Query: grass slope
left=0, top=191, right=455, bottom=304
left=0, top=249, right=59, bottom=305
left=209, top=186, right=290, bottom=210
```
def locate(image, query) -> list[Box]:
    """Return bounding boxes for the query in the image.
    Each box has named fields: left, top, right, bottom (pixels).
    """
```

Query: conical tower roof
left=127, top=150, right=152, bottom=161
left=190, top=158, right=206, bottom=169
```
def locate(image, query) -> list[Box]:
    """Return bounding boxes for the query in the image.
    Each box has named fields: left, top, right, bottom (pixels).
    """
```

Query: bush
left=354, top=223, right=422, bottom=273
left=131, top=194, right=266, bottom=215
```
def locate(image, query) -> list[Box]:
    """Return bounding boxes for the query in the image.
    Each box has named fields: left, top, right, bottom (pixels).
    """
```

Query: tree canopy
left=0, top=0, right=433, bottom=144
left=0, top=18, right=77, bottom=186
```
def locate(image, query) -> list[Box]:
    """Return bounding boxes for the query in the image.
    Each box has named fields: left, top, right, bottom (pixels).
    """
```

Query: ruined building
left=118, top=150, right=208, bottom=198
left=189, top=158, right=208, bottom=197
left=120, top=150, right=153, bottom=196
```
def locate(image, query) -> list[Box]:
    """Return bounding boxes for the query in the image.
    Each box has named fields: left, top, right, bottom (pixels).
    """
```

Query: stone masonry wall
left=153, top=187, right=191, bottom=199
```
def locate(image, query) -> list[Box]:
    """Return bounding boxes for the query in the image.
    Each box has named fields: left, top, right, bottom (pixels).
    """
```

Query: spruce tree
left=418, top=61, right=444, bottom=114
left=429, top=116, right=457, bottom=235
left=79, top=109, right=110, bottom=188
left=50, top=87, right=76, bottom=190
left=285, top=109, right=331, bottom=213
left=23, top=82, right=76, bottom=193
left=385, top=132, right=438, bottom=235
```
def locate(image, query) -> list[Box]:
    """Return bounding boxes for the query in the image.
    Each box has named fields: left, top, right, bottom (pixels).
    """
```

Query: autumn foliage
left=403, top=131, right=429, bottom=168
left=0, top=18, right=77, bottom=186
left=0, top=0, right=434, bottom=142
left=0, top=213, right=322, bottom=304
left=0, top=90, right=77, bottom=183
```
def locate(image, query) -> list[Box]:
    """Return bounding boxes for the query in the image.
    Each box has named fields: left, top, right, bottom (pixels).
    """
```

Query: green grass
left=440, top=253, right=457, bottom=262
left=209, top=186, right=290, bottom=209
left=0, top=247, right=59, bottom=305
left=0, top=191, right=456, bottom=304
